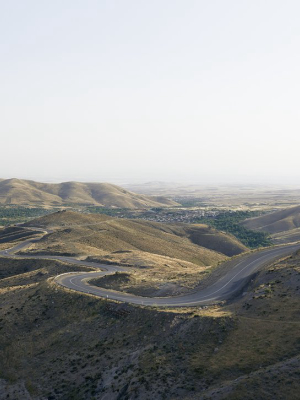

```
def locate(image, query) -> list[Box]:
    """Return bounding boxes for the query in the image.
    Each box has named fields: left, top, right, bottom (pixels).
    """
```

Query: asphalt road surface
left=1, top=228, right=299, bottom=307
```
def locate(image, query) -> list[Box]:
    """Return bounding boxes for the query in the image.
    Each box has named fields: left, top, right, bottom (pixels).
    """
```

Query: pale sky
left=1, top=1, right=300, bottom=184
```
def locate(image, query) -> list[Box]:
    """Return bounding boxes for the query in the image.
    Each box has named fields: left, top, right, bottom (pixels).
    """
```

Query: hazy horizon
left=2, top=176, right=300, bottom=188
left=1, top=1, right=300, bottom=185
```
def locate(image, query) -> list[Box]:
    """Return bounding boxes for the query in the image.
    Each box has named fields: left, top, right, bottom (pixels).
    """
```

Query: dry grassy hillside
left=271, top=228, right=300, bottom=245
left=21, top=210, right=247, bottom=296
left=22, top=211, right=246, bottom=262
left=242, top=205, right=300, bottom=234
left=24, top=210, right=111, bottom=229
left=150, top=222, right=248, bottom=257
left=242, top=205, right=300, bottom=245
left=0, top=178, right=178, bottom=208
left=22, top=212, right=227, bottom=266
left=90, top=252, right=211, bottom=297
left=1, top=249, right=300, bottom=399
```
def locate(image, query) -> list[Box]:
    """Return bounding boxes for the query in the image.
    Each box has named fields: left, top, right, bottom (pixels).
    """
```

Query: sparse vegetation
left=1, top=249, right=300, bottom=399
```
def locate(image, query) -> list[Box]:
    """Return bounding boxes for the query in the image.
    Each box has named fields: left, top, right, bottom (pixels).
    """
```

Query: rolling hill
left=22, top=210, right=247, bottom=262
left=242, top=205, right=300, bottom=244
left=242, top=205, right=300, bottom=234
left=0, top=178, right=179, bottom=208
left=18, top=210, right=248, bottom=296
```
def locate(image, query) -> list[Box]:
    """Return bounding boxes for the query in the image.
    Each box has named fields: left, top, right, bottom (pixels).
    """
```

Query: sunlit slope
left=24, top=209, right=111, bottom=228
left=242, top=205, right=300, bottom=234
left=22, top=211, right=247, bottom=265
left=0, top=178, right=178, bottom=208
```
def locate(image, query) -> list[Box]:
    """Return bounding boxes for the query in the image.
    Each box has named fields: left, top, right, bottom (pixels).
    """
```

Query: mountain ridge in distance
left=0, top=178, right=179, bottom=208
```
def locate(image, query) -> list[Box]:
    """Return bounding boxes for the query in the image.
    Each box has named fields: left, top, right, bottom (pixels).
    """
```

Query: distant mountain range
left=0, top=179, right=179, bottom=208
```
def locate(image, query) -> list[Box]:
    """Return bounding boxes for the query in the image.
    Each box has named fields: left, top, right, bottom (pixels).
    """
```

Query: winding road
left=1, top=228, right=299, bottom=307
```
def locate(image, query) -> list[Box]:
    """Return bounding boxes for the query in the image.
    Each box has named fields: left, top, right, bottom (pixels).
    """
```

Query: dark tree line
left=196, top=211, right=272, bottom=249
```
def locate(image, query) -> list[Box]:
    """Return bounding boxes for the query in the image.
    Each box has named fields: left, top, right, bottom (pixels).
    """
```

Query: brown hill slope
left=149, top=222, right=248, bottom=257
left=22, top=211, right=247, bottom=264
left=24, top=209, right=111, bottom=228
left=1, top=247, right=300, bottom=399
left=0, top=178, right=178, bottom=208
left=21, top=211, right=247, bottom=296
left=242, top=205, right=300, bottom=234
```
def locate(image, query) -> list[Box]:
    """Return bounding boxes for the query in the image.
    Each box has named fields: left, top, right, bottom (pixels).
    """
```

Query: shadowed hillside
left=0, top=179, right=178, bottom=208
left=242, top=205, right=300, bottom=234
left=162, top=223, right=248, bottom=257
left=0, top=226, right=43, bottom=251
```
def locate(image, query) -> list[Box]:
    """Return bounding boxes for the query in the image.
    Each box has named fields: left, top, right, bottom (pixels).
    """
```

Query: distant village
left=112, top=208, right=221, bottom=224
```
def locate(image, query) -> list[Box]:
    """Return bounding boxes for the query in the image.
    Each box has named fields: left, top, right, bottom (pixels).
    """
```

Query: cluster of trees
left=0, top=206, right=50, bottom=226
left=196, top=211, right=272, bottom=249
